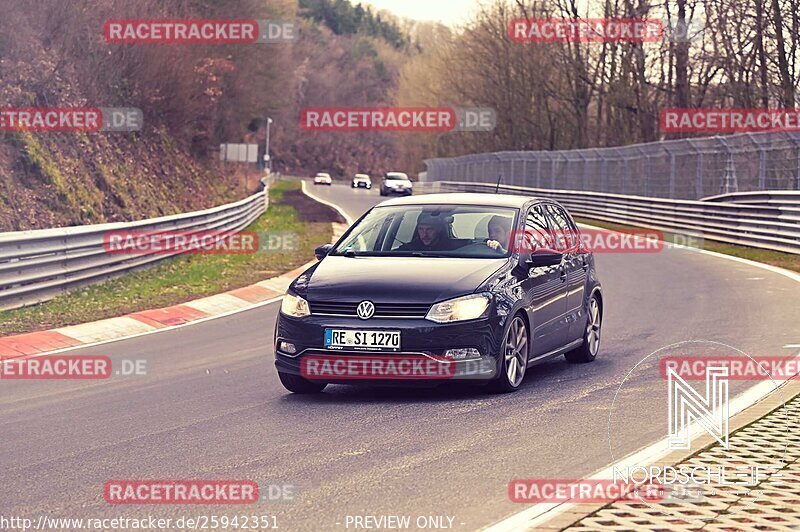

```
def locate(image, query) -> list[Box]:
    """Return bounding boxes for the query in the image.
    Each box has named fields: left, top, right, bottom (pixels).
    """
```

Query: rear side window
left=525, top=204, right=553, bottom=249
left=544, top=203, right=579, bottom=251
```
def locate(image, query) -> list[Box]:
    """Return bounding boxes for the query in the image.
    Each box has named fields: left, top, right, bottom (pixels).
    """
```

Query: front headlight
left=425, top=293, right=490, bottom=323
left=281, top=293, right=310, bottom=318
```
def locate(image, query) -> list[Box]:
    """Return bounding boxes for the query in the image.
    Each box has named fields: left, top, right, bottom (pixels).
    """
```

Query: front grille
left=309, top=301, right=430, bottom=318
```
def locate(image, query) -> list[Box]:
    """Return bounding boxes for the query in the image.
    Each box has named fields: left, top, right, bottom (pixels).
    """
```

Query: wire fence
left=423, top=131, right=800, bottom=200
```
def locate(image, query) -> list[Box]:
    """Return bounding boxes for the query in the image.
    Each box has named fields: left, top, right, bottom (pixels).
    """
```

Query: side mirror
left=527, top=248, right=563, bottom=268
left=314, top=243, right=333, bottom=261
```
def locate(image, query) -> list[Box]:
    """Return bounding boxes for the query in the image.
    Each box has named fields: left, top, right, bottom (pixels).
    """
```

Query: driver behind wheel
left=397, top=212, right=458, bottom=252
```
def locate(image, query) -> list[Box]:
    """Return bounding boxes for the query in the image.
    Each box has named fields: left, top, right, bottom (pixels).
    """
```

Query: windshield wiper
left=407, top=251, right=453, bottom=258
left=335, top=250, right=455, bottom=258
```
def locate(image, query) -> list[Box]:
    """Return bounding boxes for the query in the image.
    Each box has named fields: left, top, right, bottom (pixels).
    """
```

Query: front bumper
left=275, top=313, right=501, bottom=383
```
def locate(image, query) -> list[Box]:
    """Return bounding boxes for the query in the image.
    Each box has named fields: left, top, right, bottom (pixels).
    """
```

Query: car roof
left=354, top=173, right=369, bottom=177
left=377, top=193, right=534, bottom=209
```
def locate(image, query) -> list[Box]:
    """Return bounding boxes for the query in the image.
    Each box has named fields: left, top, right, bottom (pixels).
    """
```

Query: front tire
left=278, top=372, right=327, bottom=394
left=488, top=315, right=528, bottom=393
left=565, top=293, right=601, bottom=363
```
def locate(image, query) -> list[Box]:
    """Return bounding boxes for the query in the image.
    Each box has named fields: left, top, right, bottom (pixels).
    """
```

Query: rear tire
left=565, top=294, right=601, bottom=363
left=278, top=372, right=327, bottom=394
left=487, top=315, right=528, bottom=393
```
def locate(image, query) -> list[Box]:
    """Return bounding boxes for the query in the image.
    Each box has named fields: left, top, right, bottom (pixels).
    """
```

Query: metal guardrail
left=701, top=190, right=800, bottom=207
left=418, top=181, right=800, bottom=255
left=0, top=181, right=269, bottom=311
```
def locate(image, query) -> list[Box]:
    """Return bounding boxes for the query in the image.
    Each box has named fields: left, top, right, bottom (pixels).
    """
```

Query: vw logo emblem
left=356, top=300, right=375, bottom=320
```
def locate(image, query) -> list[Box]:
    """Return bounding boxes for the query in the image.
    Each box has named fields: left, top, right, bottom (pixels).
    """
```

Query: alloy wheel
left=504, top=316, right=528, bottom=387
left=587, top=297, right=601, bottom=357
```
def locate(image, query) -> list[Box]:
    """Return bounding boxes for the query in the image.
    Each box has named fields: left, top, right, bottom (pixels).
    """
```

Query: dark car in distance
left=274, top=193, right=603, bottom=394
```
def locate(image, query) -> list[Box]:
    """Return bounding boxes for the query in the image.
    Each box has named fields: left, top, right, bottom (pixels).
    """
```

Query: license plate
left=324, top=329, right=401, bottom=351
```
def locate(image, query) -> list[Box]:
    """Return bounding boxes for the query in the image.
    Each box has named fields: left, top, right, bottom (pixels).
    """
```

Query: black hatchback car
left=274, top=193, right=602, bottom=394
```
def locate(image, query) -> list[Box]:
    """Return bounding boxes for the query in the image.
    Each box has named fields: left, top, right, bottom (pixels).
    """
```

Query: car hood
left=302, top=256, right=507, bottom=304
left=385, top=180, right=412, bottom=186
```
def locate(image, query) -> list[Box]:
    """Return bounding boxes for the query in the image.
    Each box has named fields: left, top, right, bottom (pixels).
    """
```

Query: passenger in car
left=486, top=215, right=513, bottom=253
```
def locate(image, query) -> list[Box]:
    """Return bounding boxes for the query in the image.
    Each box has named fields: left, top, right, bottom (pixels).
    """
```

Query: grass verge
left=0, top=180, right=333, bottom=336
left=575, top=218, right=800, bottom=274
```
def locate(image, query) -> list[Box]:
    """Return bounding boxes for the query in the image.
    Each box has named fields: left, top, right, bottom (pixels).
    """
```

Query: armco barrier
left=0, top=182, right=269, bottom=311
left=418, top=181, right=800, bottom=255
left=701, top=190, right=800, bottom=208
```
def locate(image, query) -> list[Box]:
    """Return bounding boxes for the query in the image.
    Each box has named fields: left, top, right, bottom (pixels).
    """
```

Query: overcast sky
left=358, top=0, right=481, bottom=26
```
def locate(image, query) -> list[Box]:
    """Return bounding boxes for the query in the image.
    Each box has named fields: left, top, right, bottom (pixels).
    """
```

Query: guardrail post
left=582, top=154, right=589, bottom=191
left=744, top=132, right=769, bottom=190
left=789, top=132, right=800, bottom=190
left=622, top=154, right=629, bottom=195
left=536, top=159, right=542, bottom=189
left=796, top=145, right=800, bottom=190
left=522, top=159, right=528, bottom=187
left=669, top=153, right=676, bottom=198
left=696, top=152, right=704, bottom=198
left=718, top=137, right=738, bottom=194
left=720, top=155, right=739, bottom=194
left=601, top=157, right=609, bottom=192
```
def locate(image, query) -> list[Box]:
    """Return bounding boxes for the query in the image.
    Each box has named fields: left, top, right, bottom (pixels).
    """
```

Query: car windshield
left=331, top=204, right=518, bottom=258
left=385, top=173, right=408, bottom=180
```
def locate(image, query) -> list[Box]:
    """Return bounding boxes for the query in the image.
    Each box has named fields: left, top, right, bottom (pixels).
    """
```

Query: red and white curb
left=0, top=182, right=350, bottom=360
left=0, top=265, right=303, bottom=360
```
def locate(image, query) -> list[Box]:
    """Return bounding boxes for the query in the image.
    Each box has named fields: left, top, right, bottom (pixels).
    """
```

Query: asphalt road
left=1, top=182, right=799, bottom=531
